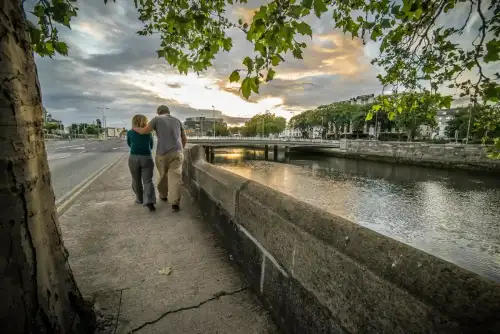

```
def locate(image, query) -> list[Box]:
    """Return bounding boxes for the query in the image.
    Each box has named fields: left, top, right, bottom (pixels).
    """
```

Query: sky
left=29, top=0, right=488, bottom=127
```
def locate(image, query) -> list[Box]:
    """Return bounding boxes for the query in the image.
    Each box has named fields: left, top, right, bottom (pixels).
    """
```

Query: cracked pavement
left=59, top=155, right=277, bottom=334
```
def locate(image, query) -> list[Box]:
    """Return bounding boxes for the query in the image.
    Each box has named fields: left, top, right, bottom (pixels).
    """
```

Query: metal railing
left=186, top=136, right=340, bottom=144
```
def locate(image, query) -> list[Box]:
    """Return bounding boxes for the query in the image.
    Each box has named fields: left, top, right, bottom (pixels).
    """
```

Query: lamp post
left=212, top=105, right=216, bottom=139
left=200, top=113, right=204, bottom=137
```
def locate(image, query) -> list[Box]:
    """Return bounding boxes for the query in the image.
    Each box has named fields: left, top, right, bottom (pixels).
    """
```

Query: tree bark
left=0, top=1, right=95, bottom=332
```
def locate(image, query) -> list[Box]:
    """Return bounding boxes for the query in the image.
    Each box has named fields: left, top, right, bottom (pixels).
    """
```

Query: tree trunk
left=0, top=1, right=95, bottom=333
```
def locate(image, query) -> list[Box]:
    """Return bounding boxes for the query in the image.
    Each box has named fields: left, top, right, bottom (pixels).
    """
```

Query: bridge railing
left=186, top=136, right=340, bottom=144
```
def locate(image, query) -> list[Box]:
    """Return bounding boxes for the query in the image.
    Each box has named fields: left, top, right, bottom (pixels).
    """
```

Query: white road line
left=54, top=144, right=86, bottom=149
left=47, top=154, right=72, bottom=161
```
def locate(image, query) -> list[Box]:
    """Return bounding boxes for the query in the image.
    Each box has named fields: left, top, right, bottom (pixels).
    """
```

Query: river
left=213, top=148, right=500, bottom=282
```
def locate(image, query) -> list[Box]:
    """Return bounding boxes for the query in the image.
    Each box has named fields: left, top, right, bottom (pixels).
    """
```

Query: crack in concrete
left=112, top=289, right=123, bottom=334
left=127, top=286, right=249, bottom=333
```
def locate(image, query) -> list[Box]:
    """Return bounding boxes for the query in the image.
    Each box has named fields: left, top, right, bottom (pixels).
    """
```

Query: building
left=434, top=108, right=460, bottom=138
left=347, top=94, right=375, bottom=105
left=184, top=117, right=225, bottom=136
left=106, top=127, right=126, bottom=138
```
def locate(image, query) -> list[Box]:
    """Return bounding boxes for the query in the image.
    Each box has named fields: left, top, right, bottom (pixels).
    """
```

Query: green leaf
left=271, top=55, right=281, bottom=66
left=292, top=47, right=303, bottom=59
left=243, top=57, right=253, bottom=71
left=313, top=0, right=328, bottom=18
left=295, top=22, right=312, bottom=37
left=241, top=77, right=252, bottom=99
left=441, top=96, right=453, bottom=109
left=223, top=38, right=232, bottom=52
left=55, top=41, right=68, bottom=55
left=372, top=104, right=381, bottom=111
left=365, top=112, right=373, bottom=121
left=484, top=39, right=500, bottom=63
left=46, top=42, right=54, bottom=54
left=266, top=68, right=275, bottom=82
left=302, top=0, right=314, bottom=9
left=370, top=27, right=382, bottom=41
left=229, top=70, right=240, bottom=83
left=251, top=77, right=259, bottom=93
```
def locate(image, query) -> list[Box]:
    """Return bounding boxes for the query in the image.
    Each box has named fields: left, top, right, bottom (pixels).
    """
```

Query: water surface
left=215, top=148, right=500, bottom=282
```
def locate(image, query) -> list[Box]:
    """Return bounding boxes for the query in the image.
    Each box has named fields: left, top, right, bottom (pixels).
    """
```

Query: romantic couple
left=126, top=105, right=187, bottom=212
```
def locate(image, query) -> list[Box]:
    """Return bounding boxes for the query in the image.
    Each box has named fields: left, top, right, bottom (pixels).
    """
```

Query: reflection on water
left=214, top=148, right=500, bottom=282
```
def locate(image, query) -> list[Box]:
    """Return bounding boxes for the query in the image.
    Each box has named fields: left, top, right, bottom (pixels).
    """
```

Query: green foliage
left=28, top=0, right=500, bottom=102
left=68, top=123, right=100, bottom=135
left=368, top=91, right=441, bottom=140
left=445, top=104, right=500, bottom=145
left=43, top=122, right=61, bottom=133
left=241, top=113, right=286, bottom=136
left=291, top=102, right=372, bottom=139
left=212, top=123, right=230, bottom=136
left=27, top=0, right=79, bottom=57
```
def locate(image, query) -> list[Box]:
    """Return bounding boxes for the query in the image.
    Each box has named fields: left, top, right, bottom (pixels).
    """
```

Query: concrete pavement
left=46, top=139, right=128, bottom=200
left=58, top=154, right=277, bottom=334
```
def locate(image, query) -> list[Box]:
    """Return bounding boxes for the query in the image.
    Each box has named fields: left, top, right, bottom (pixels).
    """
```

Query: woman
left=127, top=115, right=156, bottom=211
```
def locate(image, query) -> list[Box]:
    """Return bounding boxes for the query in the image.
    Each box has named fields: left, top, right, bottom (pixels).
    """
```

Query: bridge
left=186, top=136, right=341, bottom=162
left=186, top=136, right=341, bottom=148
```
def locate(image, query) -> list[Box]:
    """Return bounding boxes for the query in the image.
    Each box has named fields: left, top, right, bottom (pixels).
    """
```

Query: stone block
left=193, top=161, right=248, bottom=217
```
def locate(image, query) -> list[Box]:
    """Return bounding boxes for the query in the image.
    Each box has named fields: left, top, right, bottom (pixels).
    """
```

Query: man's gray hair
left=157, top=105, right=170, bottom=115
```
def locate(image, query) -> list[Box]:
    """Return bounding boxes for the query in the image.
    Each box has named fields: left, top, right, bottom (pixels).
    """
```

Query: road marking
left=54, top=154, right=72, bottom=160
left=56, top=154, right=125, bottom=217
left=47, top=153, right=73, bottom=161
left=55, top=144, right=86, bottom=149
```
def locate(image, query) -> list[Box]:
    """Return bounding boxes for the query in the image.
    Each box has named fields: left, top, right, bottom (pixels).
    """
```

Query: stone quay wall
left=337, top=140, right=500, bottom=172
left=182, top=145, right=500, bottom=334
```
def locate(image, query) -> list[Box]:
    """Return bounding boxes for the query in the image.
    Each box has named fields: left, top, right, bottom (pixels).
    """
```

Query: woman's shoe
left=146, top=204, right=156, bottom=212
left=135, top=200, right=143, bottom=204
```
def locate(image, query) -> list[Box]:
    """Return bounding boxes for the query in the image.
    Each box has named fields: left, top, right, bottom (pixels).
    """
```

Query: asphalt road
left=46, top=139, right=128, bottom=200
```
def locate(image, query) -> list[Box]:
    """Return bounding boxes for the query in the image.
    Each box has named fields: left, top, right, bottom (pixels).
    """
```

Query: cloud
left=31, top=1, right=402, bottom=127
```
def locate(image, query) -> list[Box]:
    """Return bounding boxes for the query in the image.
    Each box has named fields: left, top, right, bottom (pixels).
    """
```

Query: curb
left=56, top=153, right=126, bottom=217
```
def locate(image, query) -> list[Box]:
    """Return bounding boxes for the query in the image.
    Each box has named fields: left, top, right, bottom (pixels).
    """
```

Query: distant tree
left=43, top=122, right=59, bottom=133
left=96, top=119, right=102, bottom=128
left=243, top=113, right=286, bottom=136
left=84, top=125, right=99, bottom=135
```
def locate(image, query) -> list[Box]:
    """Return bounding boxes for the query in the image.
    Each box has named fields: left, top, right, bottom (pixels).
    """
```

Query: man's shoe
left=160, top=197, right=168, bottom=202
left=146, top=204, right=156, bottom=212
left=172, top=204, right=180, bottom=212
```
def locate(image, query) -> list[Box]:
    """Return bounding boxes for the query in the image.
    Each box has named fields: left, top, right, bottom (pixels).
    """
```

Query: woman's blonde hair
left=132, top=114, right=148, bottom=128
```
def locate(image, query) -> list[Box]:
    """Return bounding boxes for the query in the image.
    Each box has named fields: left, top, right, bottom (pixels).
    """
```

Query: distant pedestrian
left=127, top=114, right=156, bottom=212
left=133, top=105, right=187, bottom=212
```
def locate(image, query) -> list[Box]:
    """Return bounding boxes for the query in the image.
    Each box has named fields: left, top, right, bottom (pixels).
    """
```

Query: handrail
left=186, top=136, right=340, bottom=144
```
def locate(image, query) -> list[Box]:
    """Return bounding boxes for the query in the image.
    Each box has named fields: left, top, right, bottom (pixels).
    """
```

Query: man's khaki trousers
left=155, top=151, right=183, bottom=205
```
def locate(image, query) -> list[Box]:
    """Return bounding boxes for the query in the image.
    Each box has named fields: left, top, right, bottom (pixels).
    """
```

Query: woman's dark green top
left=127, top=130, right=153, bottom=156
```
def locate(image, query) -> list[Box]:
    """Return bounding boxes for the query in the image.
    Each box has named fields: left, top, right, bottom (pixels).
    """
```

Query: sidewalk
left=59, top=154, right=277, bottom=334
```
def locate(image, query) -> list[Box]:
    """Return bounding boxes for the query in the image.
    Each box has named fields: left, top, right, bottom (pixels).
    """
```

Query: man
left=133, top=105, right=187, bottom=212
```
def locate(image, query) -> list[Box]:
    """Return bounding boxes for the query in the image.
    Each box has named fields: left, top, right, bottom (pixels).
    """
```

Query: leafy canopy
left=28, top=0, right=499, bottom=103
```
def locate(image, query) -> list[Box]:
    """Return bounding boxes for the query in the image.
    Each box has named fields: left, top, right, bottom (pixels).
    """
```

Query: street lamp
left=200, top=113, right=204, bottom=137
left=212, top=105, right=216, bottom=139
